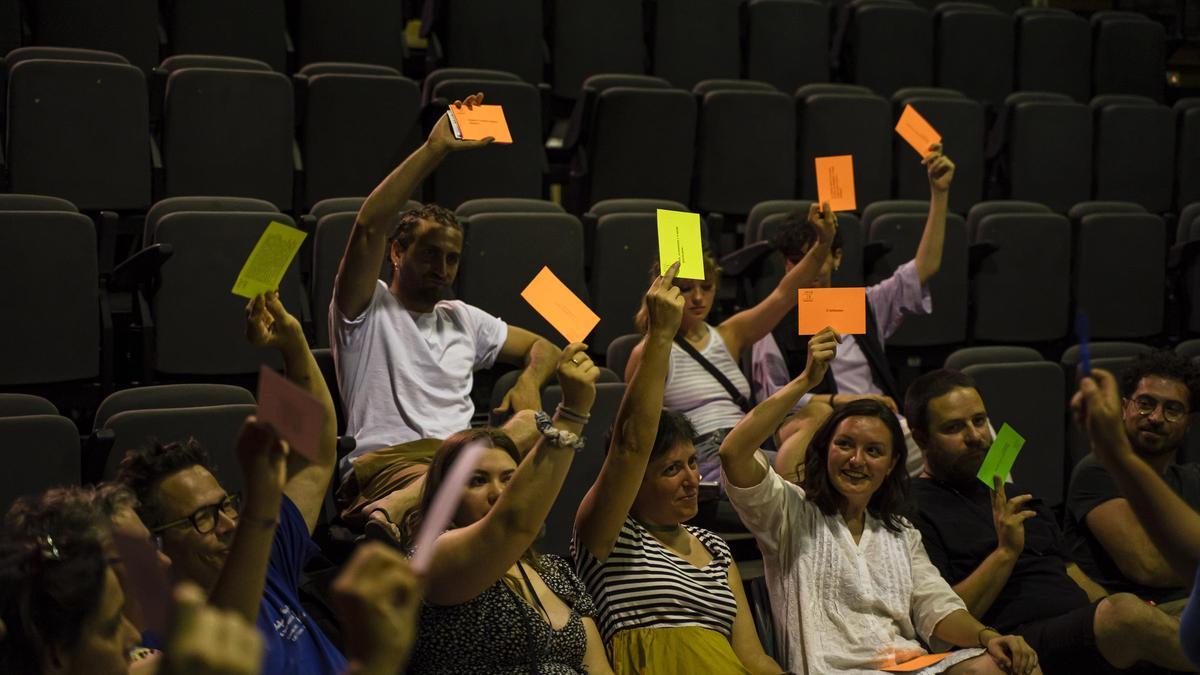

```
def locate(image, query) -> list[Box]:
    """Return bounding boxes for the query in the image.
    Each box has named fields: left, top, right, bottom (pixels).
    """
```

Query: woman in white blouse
left=719, top=328, right=1040, bottom=675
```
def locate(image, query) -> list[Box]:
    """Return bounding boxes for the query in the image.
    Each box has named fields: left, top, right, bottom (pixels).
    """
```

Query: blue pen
left=1075, top=310, right=1091, bottom=376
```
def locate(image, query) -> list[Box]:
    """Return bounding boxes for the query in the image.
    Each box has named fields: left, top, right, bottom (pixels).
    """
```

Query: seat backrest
left=158, top=54, right=272, bottom=73
left=1073, top=213, right=1165, bottom=339
left=29, top=0, right=159, bottom=73
left=163, top=68, right=294, bottom=209
left=965, top=200, right=1051, bottom=240
left=694, top=90, right=795, bottom=215
left=1061, top=341, right=1153, bottom=371
left=0, top=415, right=81, bottom=512
left=551, top=0, right=645, bottom=98
left=606, top=334, right=642, bottom=379
left=0, top=211, right=99, bottom=385
left=652, top=0, right=742, bottom=90
left=971, top=213, right=1071, bottom=342
left=590, top=213, right=660, bottom=353
left=5, top=45, right=129, bottom=67
left=438, top=0, right=544, bottom=84
left=94, top=384, right=256, bottom=429
left=844, top=1, right=933, bottom=97
left=797, top=92, right=891, bottom=208
left=692, top=79, right=778, bottom=95
left=166, top=0, right=287, bottom=71
left=943, top=346, right=1043, bottom=370
left=891, top=96, right=985, bottom=213
left=312, top=212, right=392, bottom=348
left=0, top=394, right=57, bottom=418
left=420, top=67, right=521, bottom=105
left=1176, top=100, right=1200, bottom=212
left=456, top=199, right=564, bottom=219
left=294, top=0, right=407, bottom=71
left=1177, top=339, right=1200, bottom=360
left=860, top=200, right=928, bottom=233
left=0, top=194, right=78, bottom=211
left=145, top=196, right=279, bottom=247
left=746, top=200, right=811, bottom=244
left=1066, top=200, right=1146, bottom=222
left=8, top=58, right=150, bottom=211
left=933, top=4, right=1012, bottom=107
left=746, top=0, right=829, bottom=94
left=587, top=198, right=690, bottom=219
left=1091, top=98, right=1174, bottom=212
left=1015, top=9, right=1090, bottom=102
left=1005, top=97, right=1092, bottom=213
left=586, top=87, right=697, bottom=205
left=1092, top=14, right=1165, bottom=101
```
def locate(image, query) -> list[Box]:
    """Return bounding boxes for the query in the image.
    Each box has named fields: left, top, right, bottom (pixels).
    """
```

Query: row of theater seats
left=4, top=48, right=1197, bottom=226
left=0, top=0, right=1169, bottom=104
left=3, top=193, right=1199, bottom=397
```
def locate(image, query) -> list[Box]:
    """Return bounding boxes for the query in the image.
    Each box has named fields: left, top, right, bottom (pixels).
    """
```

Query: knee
left=1096, top=593, right=1153, bottom=639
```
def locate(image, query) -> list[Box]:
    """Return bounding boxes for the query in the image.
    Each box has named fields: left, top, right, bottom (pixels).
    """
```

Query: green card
left=976, top=423, right=1026, bottom=489
left=232, top=221, right=307, bottom=299
left=656, top=209, right=705, bottom=280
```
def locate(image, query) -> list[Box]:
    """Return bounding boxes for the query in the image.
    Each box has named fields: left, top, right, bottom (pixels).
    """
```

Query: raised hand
left=428, top=92, right=495, bottom=154
left=923, top=143, right=956, bottom=193
left=806, top=201, right=838, bottom=245
left=645, top=261, right=684, bottom=338
left=557, top=343, right=600, bottom=417
left=234, top=416, right=289, bottom=500
left=244, top=291, right=304, bottom=351
left=991, top=477, right=1036, bottom=557
left=332, top=543, right=423, bottom=675
left=160, top=583, right=264, bottom=675
left=1072, top=369, right=1131, bottom=465
left=800, top=327, right=840, bottom=387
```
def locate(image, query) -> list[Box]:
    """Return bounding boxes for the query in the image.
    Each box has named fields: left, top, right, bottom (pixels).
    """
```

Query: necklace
left=636, top=518, right=682, bottom=534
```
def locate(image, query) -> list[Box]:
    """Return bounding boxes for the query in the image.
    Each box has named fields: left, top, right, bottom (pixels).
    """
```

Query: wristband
left=241, top=513, right=279, bottom=529
left=555, top=403, right=591, bottom=424
left=534, top=411, right=586, bottom=451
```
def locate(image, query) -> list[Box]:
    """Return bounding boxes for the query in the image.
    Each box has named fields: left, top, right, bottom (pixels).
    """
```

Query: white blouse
left=725, top=466, right=985, bottom=674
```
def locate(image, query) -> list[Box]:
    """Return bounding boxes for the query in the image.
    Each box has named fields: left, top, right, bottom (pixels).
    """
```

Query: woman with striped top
left=573, top=263, right=782, bottom=674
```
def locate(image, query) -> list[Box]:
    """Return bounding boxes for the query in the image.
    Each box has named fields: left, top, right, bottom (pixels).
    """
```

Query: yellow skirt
left=608, top=626, right=751, bottom=675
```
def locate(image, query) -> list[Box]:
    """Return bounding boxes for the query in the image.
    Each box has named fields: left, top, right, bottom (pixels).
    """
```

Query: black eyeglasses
left=1127, top=395, right=1189, bottom=423
left=150, top=493, right=241, bottom=535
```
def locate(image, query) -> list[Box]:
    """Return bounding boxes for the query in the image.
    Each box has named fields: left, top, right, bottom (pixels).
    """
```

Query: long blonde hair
left=633, top=253, right=723, bottom=333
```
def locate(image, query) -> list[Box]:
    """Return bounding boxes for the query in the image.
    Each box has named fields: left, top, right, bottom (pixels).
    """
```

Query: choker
left=637, top=518, right=682, bottom=534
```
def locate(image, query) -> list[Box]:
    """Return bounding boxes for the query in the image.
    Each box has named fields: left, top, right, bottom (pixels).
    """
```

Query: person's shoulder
left=1069, top=453, right=1111, bottom=483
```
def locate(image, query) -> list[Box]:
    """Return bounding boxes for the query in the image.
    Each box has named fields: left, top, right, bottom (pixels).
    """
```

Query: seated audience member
left=1064, top=351, right=1200, bottom=608
left=1075, top=369, right=1200, bottom=669
left=753, top=146, right=956, bottom=480
left=400, top=345, right=612, bottom=675
left=625, top=204, right=836, bottom=484
left=572, top=263, right=780, bottom=674
left=331, top=92, right=559, bottom=532
left=720, top=331, right=1039, bottom=674
left=907, top=369, right=1193, bottom=673
left=119, top=292, right=347, bottom=673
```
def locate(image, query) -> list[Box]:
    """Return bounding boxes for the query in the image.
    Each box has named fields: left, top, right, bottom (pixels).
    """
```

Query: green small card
left=976, top=423, right=1025, bottom=489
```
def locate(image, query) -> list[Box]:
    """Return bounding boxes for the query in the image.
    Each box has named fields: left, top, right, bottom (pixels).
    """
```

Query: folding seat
left=1067, top=200, right=1146, bottom=221
left=0, top=415, right=80, bottom=512
left=0, top=212, right=101, bottom=387
left=1002, top=92, right=1092, bottom=213
left=1176, top=99, right=1200, bottom=212
left=1181, top=202, right=1200, bottom=243
left=693, top=80, right=777, bottom=95
left=652, top=0, right=742, bottom=90
left=839, top=0, right=933, bottom=97
left=1073, top=212, right=1166, bottom=338
left=0, top=0, right=18, bottom=58
left=148, top=212, right=306, bottom=375
left=165, top=0, right=288, bottom=72
left=970, top=212, right=1071, bottom=342
left=1178, top=339, right=1200, bottom=360
left=891, top=89, right=984, bottom=213
left=860, top=199, right=929, bottom=234
left=456, top=199, right=563, bottom=219
left=589, top=212, right=661, bottom=353
left=550, top=0, right=645, bottom=98
left=158, top=54, right=272, bottom=73
left=961, top=361, right=1066, bottom=508
left=297, top=66, right=421, bottom=209
left=425, top=78, right=545, bottom=208
left=1091, top=95, right=1174, bottom=212
left=539, top=381, right=625, bottom=555
left=606, top=334, right=642, bottom=379
left=162, top=67, right=294, bottom=210
left=965, top=200, right=1051, bottom=240
left=747, top=200, right=808, bottom=244
left=1014, top=8, right=1091, bottom=102
left=294, top=0, right=407, bottom=72
left=796, top=86, right=892, bottom=208
left=581, top=197, right=695, bottom=267
left=694, top=88, right=795, bottom=217
left=0, top=394, right=57, bottom=417
left=28, top=0, right=159, bottom=73
left=143, top=196, right=278, bottom=247
left=562, top=75, right=672, bottom=177
left=933, top=3, right=1012, bottom=107
left=1092, top=11, right=1166, bottom=101
left=867, top=208, right=969, bottom=345
left=423, top=0, right=545, bottom=84
left=455, top=213, right=587, bottom=345
left=746, top=0, right=830, bottom=94
left=420, top=67, right=521, bottom=106
left=943, top=345, right=1043, bottom=370
left=6, top=55, right=150, bottom=211
left=0, top=194, right=76, bottom=211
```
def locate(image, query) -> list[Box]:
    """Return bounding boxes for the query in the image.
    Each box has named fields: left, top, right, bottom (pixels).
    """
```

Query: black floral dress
left=408, top=554, right=597, bottom=674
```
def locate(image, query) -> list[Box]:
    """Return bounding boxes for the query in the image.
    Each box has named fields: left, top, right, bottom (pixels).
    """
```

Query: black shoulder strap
left=673, top=335, right=754, bottom=414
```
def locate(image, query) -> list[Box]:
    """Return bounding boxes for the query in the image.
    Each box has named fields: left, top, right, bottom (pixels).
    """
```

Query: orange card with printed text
left=521, top=266, right=600, bottom=344
left=881, top=653, right=951, bottom=672
left=797, top=287, right=866, bottom=335
left=895, top=104, right=942, bottom=158
left=814, top=155, right=857, bottom=212
left=447, top=104, right=513, bottom=144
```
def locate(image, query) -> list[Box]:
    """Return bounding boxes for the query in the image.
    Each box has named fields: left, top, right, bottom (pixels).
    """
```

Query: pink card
left=256, top=365, right=326, bottom=462
left=112, top=532, right=171, bottom=637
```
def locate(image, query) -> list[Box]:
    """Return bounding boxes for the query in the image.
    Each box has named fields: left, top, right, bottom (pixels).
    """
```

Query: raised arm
left=244, top=292, right=336, bottom=533
left=717, top=204, right=836, bottom=357
left=492, top=326, right=563, bottom=419
left=334, top=93, right=493, bottom=320
left=1075, top=370, right=1200, bottom=583
left=575, top=262, right=683, bottom=561
left=719, top=327, right=839, bottom=488
left=913, top=143, right=955, bottom=285
left=425, top=345, right=600, bottom=605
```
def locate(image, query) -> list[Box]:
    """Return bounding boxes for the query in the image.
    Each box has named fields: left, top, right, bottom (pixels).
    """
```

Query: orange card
left=814, top=155, right=857, bottom=212
left=521, top=266, right=600, bottom=344
left=895, top=104, right=942, bottom=158
left=797, top=287, right=866, bottom=335
left=881, top=653, right=951, bottom=672
left=447, top=104, right=513, bottom=144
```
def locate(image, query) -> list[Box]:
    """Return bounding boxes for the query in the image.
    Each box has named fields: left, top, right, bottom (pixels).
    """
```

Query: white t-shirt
left=331, top=281, right=508, bottom=459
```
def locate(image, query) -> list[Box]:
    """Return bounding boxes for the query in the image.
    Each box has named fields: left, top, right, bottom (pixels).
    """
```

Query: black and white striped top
left=571, top=516, right=739, bottom=643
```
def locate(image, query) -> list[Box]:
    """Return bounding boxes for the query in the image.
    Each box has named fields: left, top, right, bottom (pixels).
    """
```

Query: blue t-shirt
left=257, top=496, right=346, bottom=674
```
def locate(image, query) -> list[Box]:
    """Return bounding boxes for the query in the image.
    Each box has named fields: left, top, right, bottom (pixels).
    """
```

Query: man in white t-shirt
left=331, top=93, right=561, bottom=466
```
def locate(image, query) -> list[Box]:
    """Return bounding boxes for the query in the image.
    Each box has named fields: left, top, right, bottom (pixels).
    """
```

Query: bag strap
left=673, top=335, right=754, bottom=414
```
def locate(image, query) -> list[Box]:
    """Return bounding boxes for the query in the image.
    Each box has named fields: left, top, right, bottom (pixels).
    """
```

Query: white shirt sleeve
left=725, top=464, right=807, bottom=559
left=906, top=525, right=968, bottom=645
left=458, top=301, right=508, bottom=371
left=331, top=280, right=385, bottom=348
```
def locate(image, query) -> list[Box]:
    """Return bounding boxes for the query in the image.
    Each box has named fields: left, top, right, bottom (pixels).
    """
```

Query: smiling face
left=452, top=447, right=518, bottom=527
left=632, top=442, right=701, bottom=526
left=825, top=416, right=898, bottom=506
left=106, top=506, right=172, bottom=632
left=153, top=465, right=236, bottom=591
left=48, top=567, right=140, bottom=675
left=916, top=386, right=993, bottom=487
left=1123, top=375, right=1191, bottom=457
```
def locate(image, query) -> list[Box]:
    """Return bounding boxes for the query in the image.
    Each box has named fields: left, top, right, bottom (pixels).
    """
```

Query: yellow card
left=895, top=104, right=942, bottom=158
left=231, top=221, right=307, bottom=299
left=520, top=266, right=600, bottom=344
left=656, top=209, right=705, bottom=280
left=814, top=155, right=857, bottom=212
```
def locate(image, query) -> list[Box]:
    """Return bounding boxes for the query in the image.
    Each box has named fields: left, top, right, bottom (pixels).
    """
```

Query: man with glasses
left=1064, top=350, right=1200, bottom=610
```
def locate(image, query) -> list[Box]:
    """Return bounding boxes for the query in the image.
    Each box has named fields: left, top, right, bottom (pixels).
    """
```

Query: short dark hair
left=388, top=203, right=462, bottom=250
left=773, top=209, right=843, bottom=260
left=116, top=439, right=212, bottom=529
left=649, top=410, right=697, bottom=461
left=904, top=369, right=979, bottom=436
left=801, top=399, right=909, bottom=532
left=1120, top=350, right=1200, bottom=411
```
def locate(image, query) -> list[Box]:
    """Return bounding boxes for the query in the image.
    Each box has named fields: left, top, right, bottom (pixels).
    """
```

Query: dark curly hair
left=116, top=439, right=212, bottom=529
left=904, top=369, right=979, bottom=436
left=772, top=209, right=844, bottom=260
left=1120, top=350, right=1200, bottom=411
left=388, top=203, right=462, bottom=250
left=5, top=485, right=136, bottom=545
left=801, top=399, right=909, bottom=532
